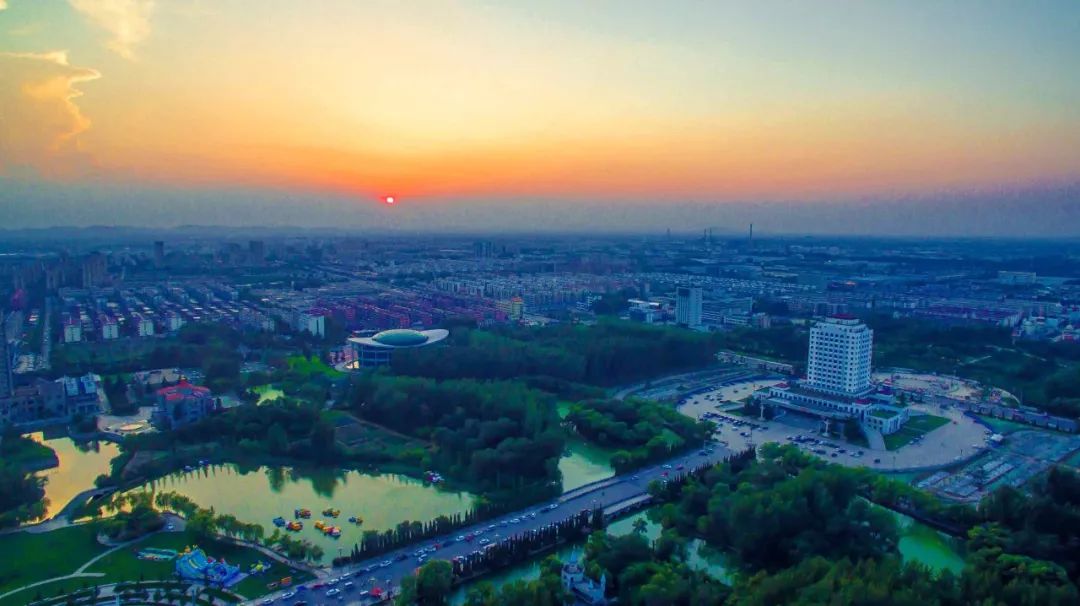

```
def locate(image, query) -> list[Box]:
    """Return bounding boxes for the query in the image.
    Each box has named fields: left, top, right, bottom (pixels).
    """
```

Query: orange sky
left=1, top=1, right=1079, bottom=219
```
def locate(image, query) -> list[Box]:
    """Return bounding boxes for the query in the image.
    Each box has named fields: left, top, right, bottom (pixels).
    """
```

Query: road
left=244, top=445, right=732, bottom=606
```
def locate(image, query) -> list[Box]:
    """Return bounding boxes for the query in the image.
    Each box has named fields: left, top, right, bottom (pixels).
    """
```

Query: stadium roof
left=348, top=328, right=449, bottom=349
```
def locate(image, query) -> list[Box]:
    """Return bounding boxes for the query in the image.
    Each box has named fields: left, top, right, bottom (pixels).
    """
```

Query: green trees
left=350, top=375, right=564, bottom=493
left=397, top=560, right=454, bottom=606
left=0, top=459, right=47, bottom=528
left=566, top=398, right=710, bottom=472
left=392, top=320, right=720, bottom=386
left=100, top=492, right=164, bottom=539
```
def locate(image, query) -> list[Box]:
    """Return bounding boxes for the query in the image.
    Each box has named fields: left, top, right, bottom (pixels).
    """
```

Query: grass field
left=86, top=530, right=312, bottom=599
left=286, top=356, right=345, bottom=379
left=885, top=414, right=951, bottom=451
left=0, top=524, right=108, bottom=595
left=975, top=415, right=1033, bottom=435
left=0, top=526, right=311, bottom=606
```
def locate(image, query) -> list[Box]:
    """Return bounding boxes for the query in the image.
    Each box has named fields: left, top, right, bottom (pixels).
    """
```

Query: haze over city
left=2, top=1, right=1080, bottom=235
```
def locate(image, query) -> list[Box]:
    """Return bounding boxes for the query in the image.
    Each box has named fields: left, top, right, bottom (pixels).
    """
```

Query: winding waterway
left=447, top=506, right=964, bottom=602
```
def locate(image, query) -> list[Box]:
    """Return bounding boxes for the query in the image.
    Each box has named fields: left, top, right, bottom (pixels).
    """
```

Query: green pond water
left=449, top=506, right=964, bottom=602
left=558, top=438, right=615, bottom=492
left=130, top=464, right=476, bottom=563
left=253, top=385, right=285, bottom=405
left=448, top=511, right=730, bottom=604
left=27, top=432, right=121, bottom=521
left=892, top=511, right=966, bottom=575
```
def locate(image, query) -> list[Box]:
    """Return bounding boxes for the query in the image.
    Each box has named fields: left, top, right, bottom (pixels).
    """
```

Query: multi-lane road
left=244, top=443, right=732, bottom=606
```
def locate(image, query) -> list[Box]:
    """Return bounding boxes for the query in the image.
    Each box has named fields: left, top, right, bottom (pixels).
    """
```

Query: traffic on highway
left=243, top=443, right=732, bottom=606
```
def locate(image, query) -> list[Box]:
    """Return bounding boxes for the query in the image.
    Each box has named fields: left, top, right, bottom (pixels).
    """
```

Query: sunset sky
left=2, top=1, right=1079, bottom=235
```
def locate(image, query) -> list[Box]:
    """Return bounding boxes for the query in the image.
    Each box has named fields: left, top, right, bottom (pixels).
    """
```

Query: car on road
left=662, top=464, right=673, bottom=469
left=326, top=589, right=340, bottom=597
left=260, top=598, right=274, bottom=605
left=380, top=560, right=391, bottom=568
left=479, top=538, right=491, bottom=545
left=292, top=601, right=307, bottom=606
left=456, top=535, right=466, bottom=542
left=510, top=517, right=521, bottom=524
left=631, top=475, right=639, bottom=480
left=343, top=582, right=354, bottom=591
left=395, top=553, right=407, bottom=561
left=166, top=524, right=175, bottom=531
left=281, top=591, right=297, bottom=600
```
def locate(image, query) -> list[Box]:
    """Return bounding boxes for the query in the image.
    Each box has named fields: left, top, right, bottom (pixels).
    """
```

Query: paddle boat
left=294, top=508, right=312, bottom=518
left=322, top=508, right=341, bottom=518
left=314, top=520, right=326, bottom=530
left=286, top=521, right=303, bottom=531
left=272, top=517, right=286, bottom=527
left=348, top=516, right=363, bottom=525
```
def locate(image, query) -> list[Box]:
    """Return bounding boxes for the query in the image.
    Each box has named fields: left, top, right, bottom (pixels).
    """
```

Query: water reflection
left=26, top=432, right=121, bottom=521
left=131, top=463, right=475, bottom=563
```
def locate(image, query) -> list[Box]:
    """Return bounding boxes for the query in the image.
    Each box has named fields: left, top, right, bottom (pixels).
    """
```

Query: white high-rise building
left=806, top=316, right=873, bottom=396
left=675, top=287, right=703, bottom=327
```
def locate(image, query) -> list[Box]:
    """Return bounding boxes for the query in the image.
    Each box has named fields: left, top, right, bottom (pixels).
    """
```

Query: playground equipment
left=175, top=547, right=242, bottom=587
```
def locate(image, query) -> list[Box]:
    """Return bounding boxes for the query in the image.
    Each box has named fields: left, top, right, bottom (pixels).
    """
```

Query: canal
left=447, top=505, right=964, bottom=602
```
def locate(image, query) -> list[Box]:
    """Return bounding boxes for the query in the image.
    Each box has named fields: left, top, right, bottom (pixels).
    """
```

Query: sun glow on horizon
left=1, top=0, right=1078, bottom=216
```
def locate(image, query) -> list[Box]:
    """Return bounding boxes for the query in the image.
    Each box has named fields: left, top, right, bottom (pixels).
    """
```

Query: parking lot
left=681, top=396, right=994, bottom=472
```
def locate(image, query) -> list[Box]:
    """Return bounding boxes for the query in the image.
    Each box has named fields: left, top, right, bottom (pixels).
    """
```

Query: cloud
left=69, top=0, right=154, bottom=59
left=0, top=50, right=101, bottom=176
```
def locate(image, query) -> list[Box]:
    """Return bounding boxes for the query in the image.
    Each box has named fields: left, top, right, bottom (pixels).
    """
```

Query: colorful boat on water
left=348, top=516, right=363, bottom=525
left=272, top=517, right=286, bottom=527
left=314, top=520, right=326, bottom=530
left=294, top=508, right=311, bottom=519
left=286, top=521, right=303, bottom=531
left=322, top=508, right=340, bottom=518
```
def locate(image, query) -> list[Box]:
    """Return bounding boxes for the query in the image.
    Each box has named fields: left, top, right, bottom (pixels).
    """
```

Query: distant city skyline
left=1, top=1, right=1079, bottom=235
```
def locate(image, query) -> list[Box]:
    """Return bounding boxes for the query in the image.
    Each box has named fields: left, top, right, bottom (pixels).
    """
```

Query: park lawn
left=0, top=523, right=108, bottom=595
left=0, top=577, right=97, bottom=606
left=884, top=414, right=950, bottom=451
left=86, top=531, right=311, bottom=600
left=975, top=415, right=1033, bottom=435
left=286, top=356, right=345, bottom=380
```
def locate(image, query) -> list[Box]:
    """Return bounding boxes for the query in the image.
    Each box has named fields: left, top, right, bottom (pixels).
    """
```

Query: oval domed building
left=347, top=328, right=449, bottom=368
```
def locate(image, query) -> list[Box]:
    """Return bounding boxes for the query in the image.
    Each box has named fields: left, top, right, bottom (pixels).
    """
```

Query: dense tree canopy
left=392, top=320, right=720, bottom=386
left=350, top=375, right=564, bottom=494
left=566, top=398, right=710, bottom=472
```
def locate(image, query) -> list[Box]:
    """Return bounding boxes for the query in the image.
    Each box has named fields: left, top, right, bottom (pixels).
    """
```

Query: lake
left=131, top=463, right=476, bottom=563
left=27, top=432, right=121, bottom=521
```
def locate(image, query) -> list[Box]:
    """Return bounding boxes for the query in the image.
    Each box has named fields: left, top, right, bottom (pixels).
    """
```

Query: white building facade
left=806, top=316, right=873, bottom=396
left=675, top=286, right=703, bottom=327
